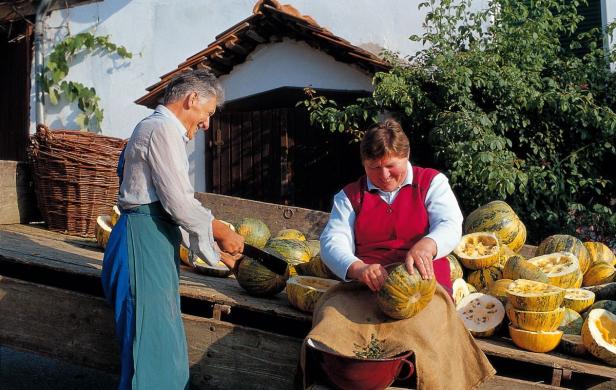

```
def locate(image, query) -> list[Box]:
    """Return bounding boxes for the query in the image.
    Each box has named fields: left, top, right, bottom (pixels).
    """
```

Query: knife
left=242, top=243, right=289, bottom=275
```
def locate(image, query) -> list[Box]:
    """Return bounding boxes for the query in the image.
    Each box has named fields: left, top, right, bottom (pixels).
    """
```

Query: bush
left=302, top=0, right=616, bottom=246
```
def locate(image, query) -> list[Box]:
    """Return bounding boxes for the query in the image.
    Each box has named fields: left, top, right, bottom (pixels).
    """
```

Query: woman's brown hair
left=360, top=119, right=410, bottom=161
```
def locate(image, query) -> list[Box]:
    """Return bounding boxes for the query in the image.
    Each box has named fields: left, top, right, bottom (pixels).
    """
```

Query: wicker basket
left=28, top=124, right=127, bottom=237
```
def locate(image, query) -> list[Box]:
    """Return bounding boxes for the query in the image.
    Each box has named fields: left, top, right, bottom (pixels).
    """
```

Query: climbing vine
left=41, top=32, right=132, bottom=130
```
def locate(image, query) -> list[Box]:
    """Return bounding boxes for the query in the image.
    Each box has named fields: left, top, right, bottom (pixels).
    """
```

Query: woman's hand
left=213, top=219, right=244, bottom=255
left=405, top=237, right=437, bottom=280
left=219, top=251, right=243, bottom=276
left=347, top=261, right=388, bottom=292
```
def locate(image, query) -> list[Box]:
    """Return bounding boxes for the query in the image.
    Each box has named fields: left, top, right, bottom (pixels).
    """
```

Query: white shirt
left=320, top=162, right=463, bottom=281
left=118, top=105, right=219, bottom=265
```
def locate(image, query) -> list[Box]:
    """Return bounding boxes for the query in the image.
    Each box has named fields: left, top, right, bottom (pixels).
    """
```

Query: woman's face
left=363, top=154, right=409, bottom=192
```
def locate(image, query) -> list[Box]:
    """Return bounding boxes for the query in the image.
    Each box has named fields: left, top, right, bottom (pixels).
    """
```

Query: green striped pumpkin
left=294, top=254, right=335, bottom=279
left=506, top=303, right=565, bottom=332
left=265, top=238, right=312, bottom=266
left=463, top=200, right=527, bottom=252
left=236, top=257, right=288, bottom=297
left=447, top=254, right=464, bottom=282
left=535, top=234, right=591, bottom=274
left=583, top=300, right=616, bottom=318
left=235, top=218, right=271, bottom=249
left=466, top=266, right=502, bottom=291
left=583, top=263, right=616, bottom=287
left=275, top=228, right=306, bottom=241
left=502, top=255, right=549, bottom=283
left=584, top=242, right=616, bottom=266
left=377, top=264, right=436, bottom=319
left=506, top=279, right=565, bottom=312
left=558, top=308, right=584, bottom=335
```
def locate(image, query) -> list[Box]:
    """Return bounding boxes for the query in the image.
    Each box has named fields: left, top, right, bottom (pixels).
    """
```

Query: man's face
left=363, top=154, right=409, bottom=192
left=186, top=93, right=217, bottom=140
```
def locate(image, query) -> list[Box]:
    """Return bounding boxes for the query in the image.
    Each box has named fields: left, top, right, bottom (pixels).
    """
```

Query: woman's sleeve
left=320, top=190, right=361, bottom=281
left=424, top=173, right=463, bottom=259
left=147, top=127, right=220, bottom=265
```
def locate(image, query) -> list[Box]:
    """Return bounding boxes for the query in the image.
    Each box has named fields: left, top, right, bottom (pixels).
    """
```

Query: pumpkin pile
left=451, top=199, right=616, bottom=362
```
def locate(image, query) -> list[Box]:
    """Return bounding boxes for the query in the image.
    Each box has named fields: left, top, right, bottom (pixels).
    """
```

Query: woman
left=303, top=119, right=494, bottom=390
left=320, top=119, right=463, bottom=292
left=102, top=70, right=244, bottom=390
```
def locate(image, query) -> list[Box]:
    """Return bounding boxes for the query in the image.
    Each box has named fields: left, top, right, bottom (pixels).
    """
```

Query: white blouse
left=118, top=105, right=219, bottom=265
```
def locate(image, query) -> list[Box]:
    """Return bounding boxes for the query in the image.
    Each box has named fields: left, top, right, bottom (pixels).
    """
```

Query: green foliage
left=303, top=0, right=616, bottom=245
left=41, top=32, right=132, bottom=130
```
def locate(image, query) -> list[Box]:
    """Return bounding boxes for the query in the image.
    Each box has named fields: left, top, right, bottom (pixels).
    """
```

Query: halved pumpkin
left=509, top=326, right=563, bottom=353
left=563, top=288, right=595, bottom=313
left=285, top=276, right=339, bottom=313
left=294, top=254, right=335, bottom=279
left=95, top=215, right=113, bottom=249
left=377, top=264, right=436, bottom=320
left=559, top=334, right=588, bottom=357
left=486, top=279, right=513, bottom=305
left=527, top=252, right=580, bottom=288
left=506, top=303, right=565, bottom=332
left=452, top=278, right=471, bottom=305
left=584, top=300, right=616, bottom=318
left=456, top=293, right=505, bottom=337
left=110, top=205, right=121, bottom=227
left=454, top=232, right=501, bottom=270
left=447, top=254, right=464, bottom=282
left=463, top=200, right=526, bottom=252
left=506, top=279, right=565, bottom=312
left=581, top=309, right=616, bottom=366
left=236, top=256, right=288, bottom=297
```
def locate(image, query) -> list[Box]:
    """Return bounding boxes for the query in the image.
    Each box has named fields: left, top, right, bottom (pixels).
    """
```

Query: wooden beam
left=245, top=29, right=267, bottom=44
left=0, top=160, right=38, bottom=224
left=0, top=276, right=302, bottom=389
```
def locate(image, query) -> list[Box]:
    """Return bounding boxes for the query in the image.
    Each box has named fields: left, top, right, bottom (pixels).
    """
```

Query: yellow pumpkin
left=486, top=279, right=513, bottom=305
left=502, top=255, right=549, bottom=283
left=506, top=279, right=565, bottom=312
left=454, top=232, right=501, bottom=270
left=466, top=266, right=502, bottom=291
left=275, top=228, right=306, bottom=241
left=581, top=309, right=616, bottom=366
left=527, top=252, right=580, bottom=288
left=377, top=264, right=436, bottom=320
left=506, top=303, right=565, bottom=332
left=95, top=215, right=113, bottom=249
left=584, top=242, right=616, bottom=266
left=563, top=288, right=595, bottom=313
left=110, top=205, right=121, bottom=226
left=452, top=278, right=471, bottom=305
left=536, top=234, right=591, bottom=274
left=509, top=325, right=563, bottom=353
left=583, top=263, right=616, bottom=287
left=294, top=254, right=335, bottom=279
left=285, top=276, right=339, bottom=313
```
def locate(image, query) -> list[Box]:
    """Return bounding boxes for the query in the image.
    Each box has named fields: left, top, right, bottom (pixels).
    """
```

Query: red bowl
left=306, top=339, right=414, bottom=390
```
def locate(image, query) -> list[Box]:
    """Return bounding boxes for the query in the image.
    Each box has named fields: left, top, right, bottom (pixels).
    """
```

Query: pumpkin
left=536, top=234, right=591, bottom=274
left=467, top=283, right=478, bottom=293
left=463, top=200, right=526, bottom=252
left=294, top=254, right=335, bottom=279
left=496, top=245, right=519, bottom=269
left=377, top=264, right=436, bottom=320
left=584, top=242, right=616, bottom=266
left=193, top=259, right=232, bottom=278
left=584, top=300, right=616, bottom=318
left=581, top=309, right=616, bottom=366
left=452, top=278, right=471, bottom=305
left=506, top=303, right=565, bottom=332
left=559, top=308, right=584, bottom=335
left=266, top=238, right=312, bottom=266
left=563, top=288, right=595, bottom=313
left=506, top=279, right=565, bottom=312
left=466, top=266, right=502, bottom=291
left=583, top=263, right=616, bottom=287
left=454, top=232, right=501, bottom=270
left=456, top=293, right=505, bottom=337
left=559, top=334, right=588, bottom=357
left=509, top=326, right=563, bottom=353
left=275, top=228, right=306, bottom=241
left=527, top=252, right=580, bottom=288
left=487, top=279, right=513, bottom=305
left=502, top=256, right=549, bottom=283
left=305, top=239, right=321, bottom=258
left=447, top=254, right=464, bottom=282
left=236, top=256, right=288, bottom=297
left=110, top=205, right=121, bottom=227
left=285, top=276, right=339, bottom=313
left=573, top=271, right=583, bottom=288
left=235, top=218, right=271, bottom=249
left=95, top=215, right=113, bottom=249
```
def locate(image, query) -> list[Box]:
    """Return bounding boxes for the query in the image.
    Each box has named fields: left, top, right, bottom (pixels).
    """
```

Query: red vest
left=343, top=166, right=452, bottom=293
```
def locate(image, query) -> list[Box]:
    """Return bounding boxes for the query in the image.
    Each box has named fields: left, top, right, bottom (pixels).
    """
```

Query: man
left=102, top=69, right=244, bottom=389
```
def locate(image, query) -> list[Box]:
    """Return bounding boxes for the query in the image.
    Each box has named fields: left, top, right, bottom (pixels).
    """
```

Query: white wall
left=33, top=0, right=439, bottom=191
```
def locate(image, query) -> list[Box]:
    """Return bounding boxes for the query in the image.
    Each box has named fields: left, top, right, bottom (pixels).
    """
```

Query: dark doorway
left=0, top=19, right=33, bottom=161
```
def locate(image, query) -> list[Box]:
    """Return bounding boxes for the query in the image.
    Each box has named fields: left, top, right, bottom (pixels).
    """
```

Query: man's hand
left=347, top=261, right=388, bottom=292
left=213, top=219, right=244, bottom=255
left=405, top=237, right=437, bottom=280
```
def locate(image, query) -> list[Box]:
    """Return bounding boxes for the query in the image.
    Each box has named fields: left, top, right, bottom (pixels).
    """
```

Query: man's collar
left=155, top=104, right=189, bottom=143
left=366, top=161, right=414, bottom=193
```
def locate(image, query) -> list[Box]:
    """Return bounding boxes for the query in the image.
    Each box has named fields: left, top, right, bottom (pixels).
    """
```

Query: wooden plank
left=0, top=276, right=301, bottom=390
left=194, top=193, right=329, bottom=240
left=475, top=338, right=616, bottom=380
left=386, top=376, right=563, bottom=390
